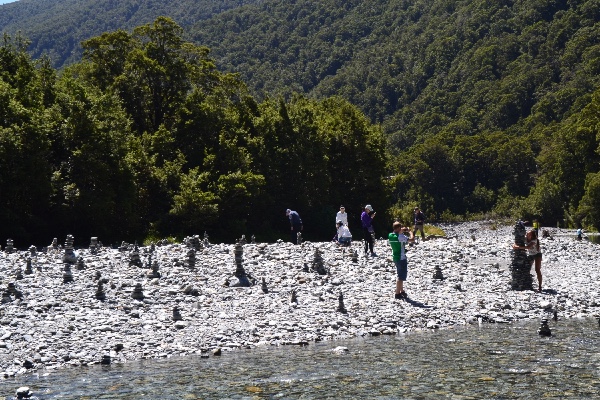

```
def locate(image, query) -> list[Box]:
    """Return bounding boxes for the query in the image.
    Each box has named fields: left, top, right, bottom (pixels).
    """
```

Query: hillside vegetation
left=0, top=19, right=386, bottom=244
left=0, top=0, right=259, bottom=67
left=1, top=0, right=600, bottom=236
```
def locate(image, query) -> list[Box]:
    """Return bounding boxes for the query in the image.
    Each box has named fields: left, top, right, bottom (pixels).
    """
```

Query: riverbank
left=0, top=222, right=598, bottom=378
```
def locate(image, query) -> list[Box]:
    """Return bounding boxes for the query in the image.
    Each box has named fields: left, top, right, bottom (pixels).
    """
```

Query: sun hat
left=365, top=204, right=373, bottom=212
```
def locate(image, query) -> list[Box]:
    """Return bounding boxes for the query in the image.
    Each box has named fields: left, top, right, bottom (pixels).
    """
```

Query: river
left=1, top=318, right=598, bottom=399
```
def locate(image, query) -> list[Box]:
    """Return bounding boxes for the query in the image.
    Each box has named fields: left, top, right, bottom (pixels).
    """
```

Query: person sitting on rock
left=336, top=221, right=352, bottom=246
left=513, top=229, right=543, bottom=292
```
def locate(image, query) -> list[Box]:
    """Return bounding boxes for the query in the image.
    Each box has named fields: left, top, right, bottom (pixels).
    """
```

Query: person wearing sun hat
left=361, top=204, right=377, bottom=256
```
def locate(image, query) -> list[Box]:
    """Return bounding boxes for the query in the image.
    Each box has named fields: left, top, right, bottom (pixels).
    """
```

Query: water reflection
left=1, top=319, right=599, bottom=399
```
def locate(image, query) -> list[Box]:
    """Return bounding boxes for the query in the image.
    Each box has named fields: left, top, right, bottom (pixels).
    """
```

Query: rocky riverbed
left=0, top=222, right=598, bottom=379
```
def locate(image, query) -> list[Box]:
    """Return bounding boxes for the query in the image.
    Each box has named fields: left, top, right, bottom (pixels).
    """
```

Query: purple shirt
left=361, top=211, right=372, bottom=228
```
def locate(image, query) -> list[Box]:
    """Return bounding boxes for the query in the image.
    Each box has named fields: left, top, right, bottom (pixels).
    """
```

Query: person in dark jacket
left=413, top=207, right=425, bottom=240
left=286, top=209, right=303, bottom=244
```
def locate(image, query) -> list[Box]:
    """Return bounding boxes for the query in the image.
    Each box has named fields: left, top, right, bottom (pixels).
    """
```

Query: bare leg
left=396, top=280, right=404, bottom=294
left=535, top=257, right=542, bottom=291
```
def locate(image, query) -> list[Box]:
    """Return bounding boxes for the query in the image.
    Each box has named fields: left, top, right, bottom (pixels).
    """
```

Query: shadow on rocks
left=404, top=298, right=434, bottom=309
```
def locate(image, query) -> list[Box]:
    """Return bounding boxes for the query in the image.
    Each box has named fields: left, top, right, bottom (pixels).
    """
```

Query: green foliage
left=2, top=0, right=600, bottom=239
left=0, top=23, right=389, bottom=244
left=578, top=173, right=600, bottom=230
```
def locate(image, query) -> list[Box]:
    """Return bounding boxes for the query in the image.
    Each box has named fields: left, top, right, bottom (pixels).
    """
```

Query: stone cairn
left=203, top=231, right=210, bottom=247
left=24, top=257, right=33, bottom=275
left=129, top=243, right=142, bottom=267
left=185, top=235, right=202, bottom=251
left=1, top=289, right=12, bottom=304
left=538, top=318, right=552, bottom=336
left=186, top=249, right=196, bottom=269
left=251, top=235, right=256, bottom=244
left=7, top=282, right=22, bottom=299
left=233, top=241, right=251, bottom=287
left=95, top=280, right=106, bottom=301
left=76, top=256, right=86, bottom=270
left=90, top=237, right=99, bottom=254
left=240, top=235, right=247, bottom=245
left=351, top=249, right=358, bottom=263
left=312, top=248, right=327, bottom=275
left=510, top=221, right=534, bottom=291
left=119, top=241, right=129, bottom=252
left=297, top=232, right=303, bottom=245
left=148, top=259, right=161, bottom=279
left=131, top=283, right=144, bottom=300
left=337, top=291, right=347, bottom=313
left=62, top=235, right=77, bottom=264
left=261, top=277, right=268, bottom=293
left=28, top=245, right=36, bottom=257
left=50, top=238, right=59, bottom=251
left=433, top=265, right=444, bottom=280
left=172, top=306, right=183, bottom=321
left=63, top=263, right=74, bottom=283
left=15, top=267, right=23, bottom=280
left=5, top=239, right=15, bottom=254
left=290, top=289, right=298, bottom=304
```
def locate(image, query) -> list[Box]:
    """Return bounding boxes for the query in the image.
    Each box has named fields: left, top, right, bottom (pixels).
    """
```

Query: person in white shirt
left=336, top=221, right=352, bottom=246
left=335, top=205, right=348, bottom=228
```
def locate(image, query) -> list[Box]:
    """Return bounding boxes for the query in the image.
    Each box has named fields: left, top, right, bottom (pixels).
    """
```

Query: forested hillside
left=0, top=0, right=259, bottom=67
left=2, top=0, right=600, bottom=239
left=193, top=0, right=600, bottom=227
left=0, top=18, right=387, bottom=245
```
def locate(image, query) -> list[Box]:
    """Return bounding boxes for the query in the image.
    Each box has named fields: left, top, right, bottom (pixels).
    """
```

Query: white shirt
left=337, top=225, right=352, bottom=238
left=336, top=211, right=348, bottom=226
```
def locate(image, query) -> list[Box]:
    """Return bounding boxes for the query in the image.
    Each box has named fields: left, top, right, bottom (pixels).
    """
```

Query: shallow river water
left=1, top=318, right=599, bottom=399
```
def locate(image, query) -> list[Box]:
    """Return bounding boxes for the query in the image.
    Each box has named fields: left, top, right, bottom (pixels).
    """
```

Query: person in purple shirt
left=361, top=204, right=377, bottom=256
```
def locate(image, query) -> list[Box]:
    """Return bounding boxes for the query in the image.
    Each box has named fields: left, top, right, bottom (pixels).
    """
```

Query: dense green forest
left=0, top=19, right=387, bottom=245
left=2, top=0, right=600, bottom=243
left=0, top=0, right=259, bottom=67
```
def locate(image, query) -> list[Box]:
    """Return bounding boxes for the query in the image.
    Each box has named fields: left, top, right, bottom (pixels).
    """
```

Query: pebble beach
left=0, top=222, right=599, bottom=379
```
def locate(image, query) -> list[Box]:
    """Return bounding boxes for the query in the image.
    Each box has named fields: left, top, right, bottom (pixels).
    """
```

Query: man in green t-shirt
left=388, top=221, right=414, bottom=300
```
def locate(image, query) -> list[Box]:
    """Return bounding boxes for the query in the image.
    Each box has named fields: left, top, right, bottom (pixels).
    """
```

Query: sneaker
left=370, top=252, right=377, bottom=257
left=394, top=293, right=403, bottom=300
left=400, top=291, right=408, bottom=299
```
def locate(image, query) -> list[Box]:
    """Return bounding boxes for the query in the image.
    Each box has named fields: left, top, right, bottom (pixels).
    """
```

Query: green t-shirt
left=388, top=232, right=408, bottom=261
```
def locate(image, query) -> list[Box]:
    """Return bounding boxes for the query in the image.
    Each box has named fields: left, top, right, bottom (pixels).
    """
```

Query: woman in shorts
left=513, top=229, right=543, bottom=292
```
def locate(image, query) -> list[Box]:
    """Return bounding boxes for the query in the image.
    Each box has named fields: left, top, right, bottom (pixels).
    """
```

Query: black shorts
left=527, top=253, right=542, bottom=263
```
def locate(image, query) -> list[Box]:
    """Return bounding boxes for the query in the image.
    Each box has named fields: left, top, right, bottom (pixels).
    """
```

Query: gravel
left=0, top=221, right=598, bottom=378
